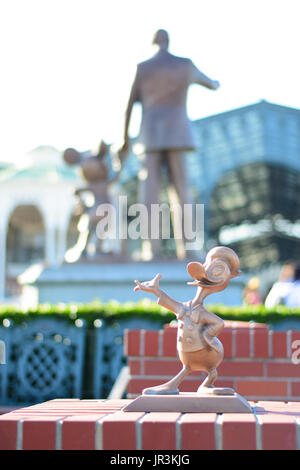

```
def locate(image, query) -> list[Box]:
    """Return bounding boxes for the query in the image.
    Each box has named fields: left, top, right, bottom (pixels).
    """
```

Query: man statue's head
left=152, top=29, right=169, bottom=50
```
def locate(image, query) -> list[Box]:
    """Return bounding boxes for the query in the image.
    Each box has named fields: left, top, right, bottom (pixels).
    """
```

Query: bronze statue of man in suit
left=120, top=29, right=220, bottom=259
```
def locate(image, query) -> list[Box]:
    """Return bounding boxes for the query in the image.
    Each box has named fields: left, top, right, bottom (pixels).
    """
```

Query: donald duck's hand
left=133, top=273, right=162, bottom=296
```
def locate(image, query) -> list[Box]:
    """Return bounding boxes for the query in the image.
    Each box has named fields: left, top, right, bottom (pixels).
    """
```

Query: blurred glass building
left=187, top=100, right=300, bottom=272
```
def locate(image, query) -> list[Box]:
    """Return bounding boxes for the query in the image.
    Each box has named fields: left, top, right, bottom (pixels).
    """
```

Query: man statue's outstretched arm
left=190, top=60, right=220, bottom=90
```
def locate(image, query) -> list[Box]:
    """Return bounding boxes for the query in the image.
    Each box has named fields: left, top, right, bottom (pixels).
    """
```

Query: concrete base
left=123, top=392, right=253, bottom=413
left=21, top=260, right=244, bottom=305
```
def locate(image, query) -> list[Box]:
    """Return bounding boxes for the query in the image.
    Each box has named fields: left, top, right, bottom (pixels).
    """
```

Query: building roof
left=0, top=146, right=81, bottom=184
left=193, top=99, right=300, bottom=124
left=0, top=165, right=80, bottom=183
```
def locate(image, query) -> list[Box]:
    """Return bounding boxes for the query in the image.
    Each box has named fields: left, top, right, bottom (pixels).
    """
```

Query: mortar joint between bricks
left=95, top=413, right=115, bottom=450
left=140, top=330, right=145, bottom=357
left=55, top=418, right=64, bottom=450
left=175, top=414, right=185, bottom=451
left=215, top=414, right=223, bottom=451
left=268, top=330, right=273, bottom=358
left=158, top=330, right=164, bottom=356
left=232, top=325, right=237, bottom=357
left=287, top=330, right=292, bottom=358
left=16, top=419, right=24, bottom=451
left=140, top=330, right=145, bottom=375
left=253, top=408, right=262, bottom=451
left=262, top=362, right=267, bottom=378
left=136, top=413, right=149, bottom=451
left=287, top=381, right=292, bottom=398
left=249, top=323, right=255, bottom=358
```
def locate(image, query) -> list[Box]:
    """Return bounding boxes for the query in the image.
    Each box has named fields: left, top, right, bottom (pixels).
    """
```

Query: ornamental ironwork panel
left=0, top=322, right=11, bottom=404
left=2, top=317, right=86, bottom=405
left=93, top=317, right=162, bottom=399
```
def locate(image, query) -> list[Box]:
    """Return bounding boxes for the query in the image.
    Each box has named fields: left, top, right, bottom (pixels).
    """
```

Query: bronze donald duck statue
left=134, top=246, right=241, bottom=395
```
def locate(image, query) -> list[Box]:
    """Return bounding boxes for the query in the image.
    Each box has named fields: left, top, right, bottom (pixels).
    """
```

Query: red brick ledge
left=0, top=399, right=300, bottom=450
left=125, top=323, right=300, bottom=402
left=125, top=323, right=300, bottom=360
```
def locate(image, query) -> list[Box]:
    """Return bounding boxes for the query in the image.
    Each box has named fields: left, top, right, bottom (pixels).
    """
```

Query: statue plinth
left=22, top=258, right=244, bottom=305
left=123, top=392, right=253, bottom=413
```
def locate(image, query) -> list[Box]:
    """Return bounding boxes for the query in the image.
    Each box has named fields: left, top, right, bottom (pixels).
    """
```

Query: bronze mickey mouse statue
left=63, top=140, right=118, bottom=258
left=134, top=246, right=241, bottom=395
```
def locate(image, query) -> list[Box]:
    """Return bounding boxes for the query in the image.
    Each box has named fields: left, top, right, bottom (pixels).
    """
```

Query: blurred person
left=243, top=277, right=263, bottom=305
left=265, top=262, right=295, bottom=308
left=284, top=264, right=300, bottom=308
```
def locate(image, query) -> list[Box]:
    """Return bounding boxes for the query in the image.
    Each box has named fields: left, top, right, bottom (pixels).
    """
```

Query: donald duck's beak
left=186, top=259, right=232, bottom=288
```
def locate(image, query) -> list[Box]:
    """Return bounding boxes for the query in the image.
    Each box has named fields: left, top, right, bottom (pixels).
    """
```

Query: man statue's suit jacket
left=128, top=49, right=216, bottom=153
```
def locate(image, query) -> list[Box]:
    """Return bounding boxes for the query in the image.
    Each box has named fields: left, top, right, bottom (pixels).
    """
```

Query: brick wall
left=124, top=321, right=300, bottom=401
left=1, top=398, right=300, bottom=450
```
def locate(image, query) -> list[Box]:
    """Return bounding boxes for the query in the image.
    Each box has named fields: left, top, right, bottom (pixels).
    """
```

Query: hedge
left=0, top=300, right=300, bottom=326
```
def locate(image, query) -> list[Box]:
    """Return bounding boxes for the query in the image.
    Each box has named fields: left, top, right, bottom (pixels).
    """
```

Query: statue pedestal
left=20, top=260, right=244, bottom=305
left=123, top=392, right=253, bottom=413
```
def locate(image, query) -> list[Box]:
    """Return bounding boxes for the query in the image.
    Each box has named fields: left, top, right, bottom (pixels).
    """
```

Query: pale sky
left=0, top=0, right=300, bottom=163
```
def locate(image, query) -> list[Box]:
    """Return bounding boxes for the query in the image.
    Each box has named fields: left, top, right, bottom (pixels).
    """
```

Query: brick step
left=1, top=398, right=300, bottom=450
